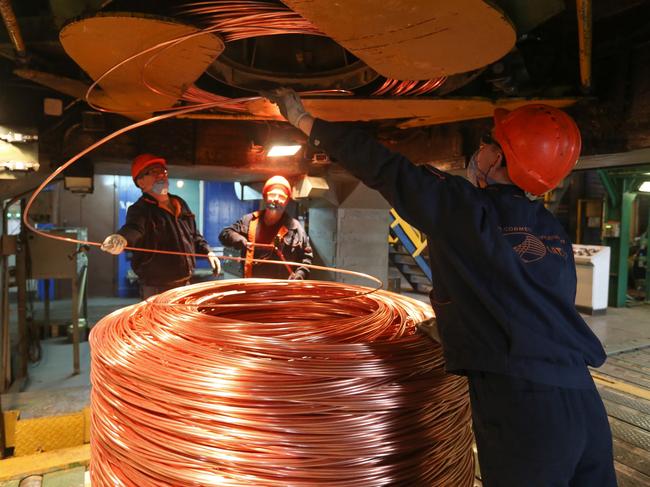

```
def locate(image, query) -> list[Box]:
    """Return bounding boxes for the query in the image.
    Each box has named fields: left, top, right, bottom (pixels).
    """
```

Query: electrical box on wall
left=602, top=221, right=620, bottom=238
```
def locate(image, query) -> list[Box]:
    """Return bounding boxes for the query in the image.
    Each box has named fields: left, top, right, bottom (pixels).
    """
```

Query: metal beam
left=598, top=170, right=618, bottom=207
left=615, top=191, right=636, bottom=307
left=576, top=148, right=650, bottom=170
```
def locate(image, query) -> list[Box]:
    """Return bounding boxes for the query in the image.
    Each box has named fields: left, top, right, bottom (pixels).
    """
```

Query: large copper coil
left=90, top=279, right=474, bottom=486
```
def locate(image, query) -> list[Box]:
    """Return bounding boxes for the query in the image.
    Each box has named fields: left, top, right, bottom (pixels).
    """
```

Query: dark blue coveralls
left=309, top=119, right=616, bottom=487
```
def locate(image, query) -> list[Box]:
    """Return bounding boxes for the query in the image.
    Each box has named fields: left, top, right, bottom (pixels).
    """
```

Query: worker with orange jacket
left=219, top=175, right=313, bottom=280
left=263, top=89, right=616, bottom=487
left=101, top=153, right=220, bottom=299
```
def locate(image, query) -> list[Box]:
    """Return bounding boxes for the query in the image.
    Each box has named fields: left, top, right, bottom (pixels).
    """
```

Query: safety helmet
left=493, top=104, right=582, bottom=195
left=131, top=153, right=167, bottom=182
left=262, top=175, right=292, bottom=199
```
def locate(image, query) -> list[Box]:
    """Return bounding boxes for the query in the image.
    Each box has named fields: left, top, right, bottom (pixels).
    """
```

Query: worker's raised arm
left=262, top=88, right=474, bottom=236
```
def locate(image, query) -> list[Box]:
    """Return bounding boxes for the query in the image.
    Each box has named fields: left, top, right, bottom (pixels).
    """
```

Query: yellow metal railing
left=389, top=209, right=428, bottom=257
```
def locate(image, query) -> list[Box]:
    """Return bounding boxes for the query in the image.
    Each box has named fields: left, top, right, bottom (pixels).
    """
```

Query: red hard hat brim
left=132, top=157, right=167, bottom=181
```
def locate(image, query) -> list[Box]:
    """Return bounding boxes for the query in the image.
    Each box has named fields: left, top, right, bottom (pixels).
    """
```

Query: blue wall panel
left=203, top=182, right=258, bottom=258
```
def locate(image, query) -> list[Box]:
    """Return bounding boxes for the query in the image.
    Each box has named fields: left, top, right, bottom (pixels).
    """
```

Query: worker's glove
left=415, top=317, right=440, bottom=343
left=260, top=88, right=310, bottom=128
left=230, top=234, right=249, bottom=251
left=288, top=270, right=305, bottom=281
left=100, top=234, right=127, bottom=255
left=207, top=251, right=221, bottom=276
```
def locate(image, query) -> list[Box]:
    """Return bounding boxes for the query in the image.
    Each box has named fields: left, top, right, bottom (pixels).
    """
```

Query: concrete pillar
left=308, top=182, right=390, bottom=287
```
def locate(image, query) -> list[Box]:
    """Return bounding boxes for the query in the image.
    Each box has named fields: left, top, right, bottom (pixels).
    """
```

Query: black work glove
left=233, top=235, right=249, bottom=251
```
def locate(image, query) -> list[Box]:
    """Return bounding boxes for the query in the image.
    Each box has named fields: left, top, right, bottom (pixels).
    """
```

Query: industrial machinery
left=573, top=243, right=610, bottom=314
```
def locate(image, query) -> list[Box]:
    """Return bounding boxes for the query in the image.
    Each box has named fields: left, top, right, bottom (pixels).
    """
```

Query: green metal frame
left=596, top=168, right=650, bottom=307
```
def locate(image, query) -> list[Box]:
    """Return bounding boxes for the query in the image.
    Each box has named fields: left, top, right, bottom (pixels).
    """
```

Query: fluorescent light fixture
left=640, top=181, right=650, bottom=193
left=0, top=132, right=38, bottom=143
left=0, top=160, right=39, bottom=171
left=267, top=144, right=301, bottom=157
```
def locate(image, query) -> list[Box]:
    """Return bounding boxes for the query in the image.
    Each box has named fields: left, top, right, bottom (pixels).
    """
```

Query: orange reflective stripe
left=244, top=212, right=291, bottom=278
left=243, top=212, right=260, bottom=278
left=277, top=226, right=289, bottom=241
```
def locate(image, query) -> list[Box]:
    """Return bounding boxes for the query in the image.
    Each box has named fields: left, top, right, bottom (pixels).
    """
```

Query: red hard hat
left=262, top=175, right=291, bottom=198
left=493, top=105, right=582, bottom=195
left=131, top=153, right=167, bottom=181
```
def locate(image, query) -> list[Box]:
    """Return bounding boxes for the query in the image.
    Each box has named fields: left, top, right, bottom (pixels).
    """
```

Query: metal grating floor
left=596, top=346, right=650, bottom=485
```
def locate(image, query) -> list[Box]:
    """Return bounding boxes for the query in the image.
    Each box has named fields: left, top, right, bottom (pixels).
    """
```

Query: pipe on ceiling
left=0, top=0, right=27, bottom=64
left=576, top=0, right=592, bottom=93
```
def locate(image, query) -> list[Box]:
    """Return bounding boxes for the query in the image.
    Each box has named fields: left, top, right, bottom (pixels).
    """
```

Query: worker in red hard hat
left=100, top=153, right=220, bottom=299
left=263, top=89, right=615, bottom=487
left=219, top=175, right=313, bottom=280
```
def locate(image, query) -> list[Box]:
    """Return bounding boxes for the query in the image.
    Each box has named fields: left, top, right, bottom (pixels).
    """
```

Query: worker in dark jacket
left=100, top=153, right=220, bottom=299
left=263, top=89, right=615, bottom=487
left=219, top=175, right=313, bottom=279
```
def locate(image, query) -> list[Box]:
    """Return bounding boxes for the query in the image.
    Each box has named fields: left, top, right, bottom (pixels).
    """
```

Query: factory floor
left=4, top=294, right=650, bottom=486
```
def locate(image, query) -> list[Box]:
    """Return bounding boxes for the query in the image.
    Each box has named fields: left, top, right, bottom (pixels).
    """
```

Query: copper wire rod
left=90, top=280, right=474, bottom=486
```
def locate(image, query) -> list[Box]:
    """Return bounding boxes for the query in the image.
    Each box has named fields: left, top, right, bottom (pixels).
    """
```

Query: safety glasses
left=141, top=165, right=168, bottom=178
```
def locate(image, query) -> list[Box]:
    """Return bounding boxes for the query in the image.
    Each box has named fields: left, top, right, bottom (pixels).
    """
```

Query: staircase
left=389, top=209, right=432, bottom=294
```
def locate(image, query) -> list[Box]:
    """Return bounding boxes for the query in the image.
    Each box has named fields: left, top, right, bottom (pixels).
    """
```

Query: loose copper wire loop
left=90, top=280, right=474, bottom=486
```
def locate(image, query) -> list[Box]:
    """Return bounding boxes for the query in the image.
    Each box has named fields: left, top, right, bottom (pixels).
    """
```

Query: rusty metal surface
left=0, top=0, right=27, bottom=60
left=576, top=0, right=593, bottom=92
left=245, top=96, right=578, bottom=125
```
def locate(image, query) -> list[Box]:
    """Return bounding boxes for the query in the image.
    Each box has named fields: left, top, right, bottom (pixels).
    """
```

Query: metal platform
left=594, top=346, right=650, bottom=485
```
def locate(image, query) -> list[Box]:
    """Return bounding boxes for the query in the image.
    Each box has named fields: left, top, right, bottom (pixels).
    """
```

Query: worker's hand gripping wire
left=288, top=271, right=304, bottom=281
left=416, top=317, right=441, bottom=343
left=100, top=234, right=127, bottom=255
left=261, top=88, right=310, bottom=128
left=207, top=251, right=221, bottom=276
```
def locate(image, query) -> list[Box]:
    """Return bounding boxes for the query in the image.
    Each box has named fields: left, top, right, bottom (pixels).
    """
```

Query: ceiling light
left=267, top=145, right=301, bottom=157
left=639, top=181, right=650, bottom=193
left=0, top=132, right=38, bottom=143
left=176, top=180, right=185, bottom=188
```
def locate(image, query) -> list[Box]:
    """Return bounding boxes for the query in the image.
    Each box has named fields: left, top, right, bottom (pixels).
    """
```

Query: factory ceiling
left=1, top=0, right=650, bottom=199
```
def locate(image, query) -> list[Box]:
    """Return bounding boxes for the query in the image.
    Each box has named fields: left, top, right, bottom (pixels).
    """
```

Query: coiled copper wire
left=90, top=280, right=474, bottom=486
left=371, top=77, right=448, bottom=97
left=177, top=0, right=447, bottom=98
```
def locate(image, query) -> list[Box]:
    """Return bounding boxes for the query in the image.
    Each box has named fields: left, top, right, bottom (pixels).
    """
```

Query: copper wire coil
left=177, top=0, right=447, bottom=98
left=90, top=279, right=474, bottom=486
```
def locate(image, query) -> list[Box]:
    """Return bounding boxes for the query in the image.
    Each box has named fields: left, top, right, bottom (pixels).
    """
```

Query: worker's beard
left=264, top=203, right=285, bottom=225
left=266, top=201, right=281, bottom=210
